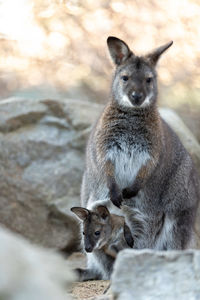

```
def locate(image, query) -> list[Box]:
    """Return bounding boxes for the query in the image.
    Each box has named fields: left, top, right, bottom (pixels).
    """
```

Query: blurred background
left=0, top=0, right=199, bottom=140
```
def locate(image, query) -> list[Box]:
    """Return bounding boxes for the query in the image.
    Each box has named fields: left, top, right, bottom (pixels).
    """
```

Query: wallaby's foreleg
left=75, top=268, right=102, bottom=281
left=105, top=160, right=123, bottom=207
left=104, top=245, right=118, bottom=258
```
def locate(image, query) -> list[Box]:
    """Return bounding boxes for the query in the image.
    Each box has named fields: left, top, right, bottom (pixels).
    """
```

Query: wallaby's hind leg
left=75, top=268, right=102, bottom=281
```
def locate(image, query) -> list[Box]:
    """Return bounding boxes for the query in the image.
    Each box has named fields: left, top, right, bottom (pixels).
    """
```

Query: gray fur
left=81, top=36, right=200, bottom=276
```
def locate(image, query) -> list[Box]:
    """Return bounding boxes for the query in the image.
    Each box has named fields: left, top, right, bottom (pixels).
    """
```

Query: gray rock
left=111, top=249, right=200, bottom=300
left=0, top=97, right=101, bottom=250
left=0, top=226, right=75, bottom=300
left=160, top=107, right=200, bottom=173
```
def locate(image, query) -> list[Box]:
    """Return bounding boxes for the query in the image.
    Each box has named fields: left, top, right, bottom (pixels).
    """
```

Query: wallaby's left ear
left=71, top=207, right=90, bottom=221
left=107, top=36, right=133, bottom=65
left=124, top=223, right=134, bottom=248
left=96, top=205, right=110, bottom=220
left=145, top=41, right=173, bottom=66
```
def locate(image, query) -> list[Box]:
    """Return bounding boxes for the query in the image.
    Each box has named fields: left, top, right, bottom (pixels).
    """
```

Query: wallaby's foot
left=122, top=186, right=139, bottom=199
left=75, top=268, right=102, bottom=281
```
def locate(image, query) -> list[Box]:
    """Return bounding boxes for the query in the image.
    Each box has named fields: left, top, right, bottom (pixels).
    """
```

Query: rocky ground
left=67, top=253, right=110, bottom=299
left=71, top=280, right=110, bottom=300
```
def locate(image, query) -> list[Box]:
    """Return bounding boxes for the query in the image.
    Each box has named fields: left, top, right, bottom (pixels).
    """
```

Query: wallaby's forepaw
left=110, top=192, right=123, bottom=208
left=122, top=187, right=139, bottom=199
left=109, top=181, right=123, bottom=208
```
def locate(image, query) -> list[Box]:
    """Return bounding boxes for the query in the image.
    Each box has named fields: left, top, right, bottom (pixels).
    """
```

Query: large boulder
left=0, top=226, right=75, bottom=300
left=111, top=249, right=200, bottom=300
left=0, top=97, right=101, bottom=250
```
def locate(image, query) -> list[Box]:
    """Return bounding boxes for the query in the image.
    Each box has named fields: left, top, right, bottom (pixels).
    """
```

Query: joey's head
left=71, top=206, right=112, bottom=253
left=107, top=36, right=173, bottom=110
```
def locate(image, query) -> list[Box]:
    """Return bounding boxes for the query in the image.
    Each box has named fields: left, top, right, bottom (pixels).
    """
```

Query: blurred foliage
left=0, top=0, right=200, bottom=113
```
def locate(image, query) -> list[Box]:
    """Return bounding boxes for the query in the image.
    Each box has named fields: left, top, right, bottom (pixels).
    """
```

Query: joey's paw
left=122, top=187, right=139, bottom=199
left=75, top=268, right=85, bottom=279
left=75, top=268, right=89, bottom=282
left=75, top=268, right=102, bottom=281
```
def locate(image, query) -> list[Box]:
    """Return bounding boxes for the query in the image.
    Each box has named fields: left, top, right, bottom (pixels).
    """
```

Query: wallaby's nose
left=85, top=246, right=93, bottom=253
left=131, top=92, right=143, bottom=104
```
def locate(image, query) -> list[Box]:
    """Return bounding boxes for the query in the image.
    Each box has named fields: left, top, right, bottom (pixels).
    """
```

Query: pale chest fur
left=107, top=143, right=151, bottom=189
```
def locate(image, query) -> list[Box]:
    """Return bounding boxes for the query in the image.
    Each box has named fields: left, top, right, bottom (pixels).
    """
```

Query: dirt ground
left=71, top=280, right=110, bottom=300
left=67, top=252, right=110, bottom=300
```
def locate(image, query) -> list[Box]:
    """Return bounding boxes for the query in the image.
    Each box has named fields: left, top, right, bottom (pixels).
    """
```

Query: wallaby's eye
left=121, top=75, right=129, bottom=82
left=94, top=231, right=100, bottom=236
left=82, top=232, right=85, bottom=235
left=146, top=77, right=152, bottom=84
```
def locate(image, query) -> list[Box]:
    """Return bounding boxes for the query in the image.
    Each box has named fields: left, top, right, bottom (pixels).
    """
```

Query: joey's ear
left=107, top=36, right=133, bottom=65
left=145, top=41, right=173, bottom=66
left=124, top=223, right=134, bottom=248
left=96, top=205, right=110, bottom=220
left=71, top=207, right=89, bottom=221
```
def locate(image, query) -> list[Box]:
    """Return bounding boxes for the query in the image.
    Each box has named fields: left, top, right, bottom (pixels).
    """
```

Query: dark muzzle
left=130, top=92, right=144, bottom=106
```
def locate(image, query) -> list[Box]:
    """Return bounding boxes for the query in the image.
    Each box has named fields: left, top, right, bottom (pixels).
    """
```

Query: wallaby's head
left=107, top=36, right=173, bottom=109
left=71, top=206, right=112, bottom=253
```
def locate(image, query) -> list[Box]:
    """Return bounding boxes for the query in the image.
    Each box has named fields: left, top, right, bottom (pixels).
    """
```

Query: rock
left=0, top=226, right=75, bottom=300
left=160, top=107, right=200, bottom=174
left=175, top=106, right=200, bottom=144
left=0, top=97, right=101, bottom=251
left=111, top=249, right=200, bottom=300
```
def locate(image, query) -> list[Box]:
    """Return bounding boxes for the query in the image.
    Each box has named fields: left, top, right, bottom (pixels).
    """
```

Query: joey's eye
left=94, top=231, right=100, bottom=236
left=121, top=75, right=129, bottom=82
left=82, top=232, right=85, bottom=235
left=146, top=77, right=152, bottom=84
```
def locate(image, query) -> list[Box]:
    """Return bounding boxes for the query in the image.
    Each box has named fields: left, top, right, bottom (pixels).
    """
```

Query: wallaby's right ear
left=96, top=205, right=110, bottom=220
left=107, top=36, right=133, bottom=65
left=145, top=41, right=173, bottom=66
left=71, top=207, right=89, bottom=221
left=124, top=223, right=134, bottom=248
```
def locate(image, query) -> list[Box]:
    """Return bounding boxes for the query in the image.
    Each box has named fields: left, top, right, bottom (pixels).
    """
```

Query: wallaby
left=71, top=205, right=134, bottom=280
left=81, top=36, right=200, bottom=251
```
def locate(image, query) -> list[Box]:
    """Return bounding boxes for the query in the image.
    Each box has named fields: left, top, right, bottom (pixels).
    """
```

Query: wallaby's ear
left=124, top=223, right=134, bottom=248
left=107, top=36, right=133, bottom=65
left=96, top=205, right=110, bottom=220
left=71, top=207, right=89, bottom=221
left=145, top=41, right=173, bottom=66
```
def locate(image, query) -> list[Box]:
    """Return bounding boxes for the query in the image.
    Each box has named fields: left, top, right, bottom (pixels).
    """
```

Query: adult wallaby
left=71, top=205, right=134, bottom=281
left=81, top=36, right=200, bottom=251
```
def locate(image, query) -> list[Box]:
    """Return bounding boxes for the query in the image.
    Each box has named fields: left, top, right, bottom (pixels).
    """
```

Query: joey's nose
left=131, top=92, right=143, bottom=104
left=85, top=246, right=93, bottom=253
